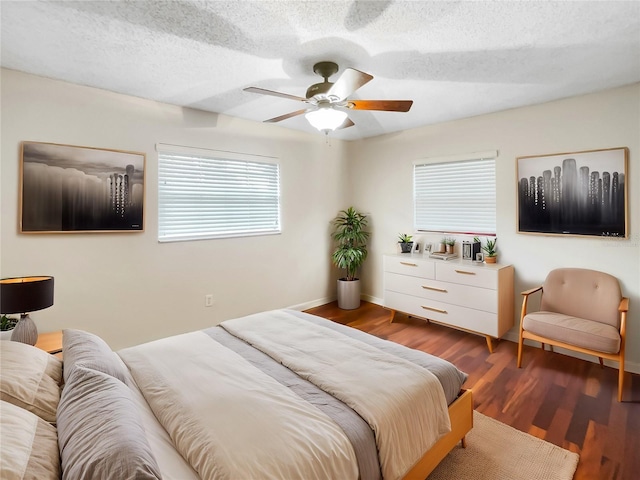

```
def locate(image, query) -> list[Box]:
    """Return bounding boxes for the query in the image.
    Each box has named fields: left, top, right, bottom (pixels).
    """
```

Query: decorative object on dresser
left=462, top=237, right=482, bottom=260
left=383, top=254, right=514, bottom=352
left=0, top=276, right=54, bottom=345
left=482, top=237, right=497, bottom=263
left=398, top=233, right=414, bottom=253
left=518, top=268, right=629, bottom=402
left=443, top=237, right=456, bottom=254
left=331, top=207, right=370, bottom=310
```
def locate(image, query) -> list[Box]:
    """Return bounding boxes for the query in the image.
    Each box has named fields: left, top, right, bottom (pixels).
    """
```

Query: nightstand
left=35, top=330, right=63, bottom=358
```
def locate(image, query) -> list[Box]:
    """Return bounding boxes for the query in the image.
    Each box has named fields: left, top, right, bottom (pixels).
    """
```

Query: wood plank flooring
left=305, top=301, right=640, bottom=480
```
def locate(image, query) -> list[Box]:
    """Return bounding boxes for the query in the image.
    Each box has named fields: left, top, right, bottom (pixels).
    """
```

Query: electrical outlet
left=205, top=294, right=214, bottom=307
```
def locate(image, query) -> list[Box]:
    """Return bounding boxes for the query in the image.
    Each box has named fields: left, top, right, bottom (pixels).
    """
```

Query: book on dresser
left=383, top=253, right=514, bottom=353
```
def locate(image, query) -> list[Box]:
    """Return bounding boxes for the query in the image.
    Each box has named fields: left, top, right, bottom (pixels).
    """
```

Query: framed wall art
left=517, top=147, right=627, bottom=238
left=20, top=141, right=145, bottom=233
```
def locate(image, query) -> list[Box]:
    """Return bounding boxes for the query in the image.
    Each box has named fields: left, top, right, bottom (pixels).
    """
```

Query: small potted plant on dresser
left=332, top=207, right=370, bottom=310
left=398, top=234, right=414, bottom=253
left=1, top=315, right=18, bottom=341
left=482, top=237, right=498, bottom=263
left=444, top=237, right=456, bottom=254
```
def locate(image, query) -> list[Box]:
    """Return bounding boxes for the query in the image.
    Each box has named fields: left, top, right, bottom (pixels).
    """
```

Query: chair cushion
left=540, top=268, right=622, bottom=328
left=523, top=311, right=621, bottom=354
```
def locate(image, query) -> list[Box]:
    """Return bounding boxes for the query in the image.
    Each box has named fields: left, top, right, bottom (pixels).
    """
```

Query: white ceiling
left=2, top=1, right=639, bottom=141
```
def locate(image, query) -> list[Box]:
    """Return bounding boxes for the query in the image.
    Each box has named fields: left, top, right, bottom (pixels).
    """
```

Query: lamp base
left=11, top=314, right=38, bottom=346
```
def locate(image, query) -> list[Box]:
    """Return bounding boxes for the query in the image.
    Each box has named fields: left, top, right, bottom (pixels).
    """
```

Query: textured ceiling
left=2, top=1, right=639, bottom=141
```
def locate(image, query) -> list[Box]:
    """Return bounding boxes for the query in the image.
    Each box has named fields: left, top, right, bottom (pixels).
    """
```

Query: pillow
left=57, top=366, right=162, bottom=480
left=0, top=400, right=60, bottom=480
left=62, top=329, right=127, bottom=384
left=0, top=340, right=63, bottom=423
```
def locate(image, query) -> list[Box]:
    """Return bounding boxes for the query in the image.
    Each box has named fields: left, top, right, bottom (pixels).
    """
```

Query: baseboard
left=361, top=294, right=384, bottom=305
left=286, top=296, right=336, bottom=312
left=502, top=331, right=640, bottom=375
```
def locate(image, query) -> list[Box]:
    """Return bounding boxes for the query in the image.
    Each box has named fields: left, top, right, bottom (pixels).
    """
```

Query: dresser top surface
left=384, top=252, right=512, bottom=270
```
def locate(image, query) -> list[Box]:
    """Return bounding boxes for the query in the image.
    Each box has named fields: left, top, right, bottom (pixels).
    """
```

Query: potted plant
left=443, top=237, right=456, bottom=254
left=398, top=233, right=414, bottom=253
left=332, top=207, right=370, bottom=310
left=482, top=237, right=498, bottom=263
left=1, top=314, right=18, bottom=341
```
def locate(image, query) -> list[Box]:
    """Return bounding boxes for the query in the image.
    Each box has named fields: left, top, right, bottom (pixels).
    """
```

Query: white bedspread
left=221, top=310, right=451, bottom=480
left=119, top=331, right=358, bottom=480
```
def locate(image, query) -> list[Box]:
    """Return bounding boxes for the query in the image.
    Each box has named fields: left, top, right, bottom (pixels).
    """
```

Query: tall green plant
left=332, top=207, right=370, bottom=281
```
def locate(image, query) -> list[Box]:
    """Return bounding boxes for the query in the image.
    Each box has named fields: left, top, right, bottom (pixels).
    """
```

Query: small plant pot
left=437, top=243, right=446, bottom=253
left=399, top=242, right=414, bottom=253
left=485, top=256, right=497, bottom=264
left=445, top=245, right=454, bottom=254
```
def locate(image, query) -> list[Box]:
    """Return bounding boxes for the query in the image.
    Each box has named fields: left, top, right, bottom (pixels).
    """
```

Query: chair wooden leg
left=599, top=357, right=604, bottom=368
left=549, top=345, right=554, bottom=352
left=461, top=436, right=467, bottom=448
left=618, top=359, right=625, bottom=402
left=541, top=343, right=545, bottom=351
left=517, top=336, right=524, bottom=368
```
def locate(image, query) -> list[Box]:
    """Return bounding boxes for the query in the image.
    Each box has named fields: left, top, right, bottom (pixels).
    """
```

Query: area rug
left=428, top=411, right=579, bottom=480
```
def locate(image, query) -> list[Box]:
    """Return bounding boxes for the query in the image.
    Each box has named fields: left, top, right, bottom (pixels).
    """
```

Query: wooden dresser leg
left=461, top=436, right=467, bottom=448
left=389, top=309, right=396, bottom=324
left=485, top=336, right=494, bottom=353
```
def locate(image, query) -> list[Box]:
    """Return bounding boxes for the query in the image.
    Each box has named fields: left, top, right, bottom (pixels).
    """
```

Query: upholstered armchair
left=517, top=268, right=629, bottom=402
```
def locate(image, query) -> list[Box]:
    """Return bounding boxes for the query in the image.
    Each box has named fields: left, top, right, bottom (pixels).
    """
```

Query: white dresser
left=383, top=253, right=514, bottom=352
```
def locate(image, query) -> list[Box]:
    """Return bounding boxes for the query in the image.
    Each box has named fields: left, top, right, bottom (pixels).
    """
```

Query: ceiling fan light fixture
left=305, top=107, right=348, bottom=131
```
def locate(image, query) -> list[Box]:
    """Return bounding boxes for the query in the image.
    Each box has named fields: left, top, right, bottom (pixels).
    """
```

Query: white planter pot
left=337, top=278, right=361, bottom=310
left=1, top=329, right=14, bottom=341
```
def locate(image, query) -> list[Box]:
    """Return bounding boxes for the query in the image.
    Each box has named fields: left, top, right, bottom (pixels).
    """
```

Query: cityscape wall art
left=517, top=147, right=627, bottom=238
left=20, top=142, right=145, bottom=233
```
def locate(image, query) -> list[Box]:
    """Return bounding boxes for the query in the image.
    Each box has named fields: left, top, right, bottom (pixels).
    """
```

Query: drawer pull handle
left=400, top=262, right=418, bottom=267
left=455, top=270, right=476, bottom=275
left=422, top=305, right=448, bottom=314
left=422, top=285, right=447, bottom=293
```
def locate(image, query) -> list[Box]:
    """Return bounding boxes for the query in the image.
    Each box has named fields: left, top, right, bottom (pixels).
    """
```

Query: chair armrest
left=521, top=286, right=542, bottom=297
left=619, top=297, right=629, bottom=312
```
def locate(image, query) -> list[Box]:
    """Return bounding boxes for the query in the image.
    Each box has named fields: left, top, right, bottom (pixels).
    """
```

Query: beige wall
left=1, top=69, right=349, bottom=349
left=346, top=83, right=640, bottom=371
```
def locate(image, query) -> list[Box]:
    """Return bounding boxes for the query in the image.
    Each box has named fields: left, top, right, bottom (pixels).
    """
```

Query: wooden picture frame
left=517, top=147, right=628, bottom=238
left=20, top=141, right=145, bottom=233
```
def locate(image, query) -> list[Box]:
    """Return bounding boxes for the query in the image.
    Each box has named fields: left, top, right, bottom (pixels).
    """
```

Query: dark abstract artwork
left=517, top=147, right=627, bottom=238
left=21, top=142, right=145, bottom=232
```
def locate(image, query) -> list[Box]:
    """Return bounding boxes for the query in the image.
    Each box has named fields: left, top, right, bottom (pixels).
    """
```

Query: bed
left=0, top=309, right=472, bottom=480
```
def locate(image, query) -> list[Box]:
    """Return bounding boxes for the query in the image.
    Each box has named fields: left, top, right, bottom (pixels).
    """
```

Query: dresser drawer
left=384, top=255, right=435, bottom=279
left=435, top=262, right=498, bottom=289
left=384, top=290, right=499, bottom=336
left=384, top=272, right=498, bottom=313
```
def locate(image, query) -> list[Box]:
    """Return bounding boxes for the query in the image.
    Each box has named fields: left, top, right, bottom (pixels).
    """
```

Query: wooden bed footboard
left=402, top=389, right=473, bottom=480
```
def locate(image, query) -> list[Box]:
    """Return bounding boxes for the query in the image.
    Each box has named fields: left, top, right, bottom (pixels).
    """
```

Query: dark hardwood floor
left=305, top=301, right=640, bottom=480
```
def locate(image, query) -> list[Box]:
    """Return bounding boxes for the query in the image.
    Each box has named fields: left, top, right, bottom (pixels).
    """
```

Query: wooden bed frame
left=403, top=389, right=474, bottom=479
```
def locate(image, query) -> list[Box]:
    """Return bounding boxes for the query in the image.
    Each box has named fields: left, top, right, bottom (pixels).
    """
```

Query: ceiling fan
left=243, top=61, right=413, bottom=132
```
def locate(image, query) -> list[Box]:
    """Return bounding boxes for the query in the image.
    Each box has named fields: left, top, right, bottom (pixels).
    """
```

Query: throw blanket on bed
left=221, top=310, right=451, bottom=480
left=119, top=331, right=358, bottom=480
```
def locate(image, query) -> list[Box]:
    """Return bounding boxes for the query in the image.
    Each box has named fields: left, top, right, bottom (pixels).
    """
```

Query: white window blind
left=158, top=146, right=280, bottom=242
left=414, top=151, right=497, bottom=234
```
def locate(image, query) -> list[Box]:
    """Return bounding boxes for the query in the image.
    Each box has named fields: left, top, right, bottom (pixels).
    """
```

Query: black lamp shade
left=0, top=276, right=54, bottom=314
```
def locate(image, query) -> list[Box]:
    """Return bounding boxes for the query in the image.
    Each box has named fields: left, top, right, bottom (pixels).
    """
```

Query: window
left=157, top=145, right=280, bottom=242
left=414, top=150, right=497, bottom=234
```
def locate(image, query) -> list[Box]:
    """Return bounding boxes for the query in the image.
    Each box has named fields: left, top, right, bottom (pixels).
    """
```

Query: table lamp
left=0, top=276, right=54, bottom=345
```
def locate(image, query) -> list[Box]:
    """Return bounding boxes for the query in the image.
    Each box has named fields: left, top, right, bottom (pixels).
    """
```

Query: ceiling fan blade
left=348, top=100, right=413, bottom=112
left=244, top=87, right=308, bottom=103
left=327, top=68, right=373, bottom=101
left=264, top=109, right=309, bottom=123
left=336, top=117, right=355, bottom=130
